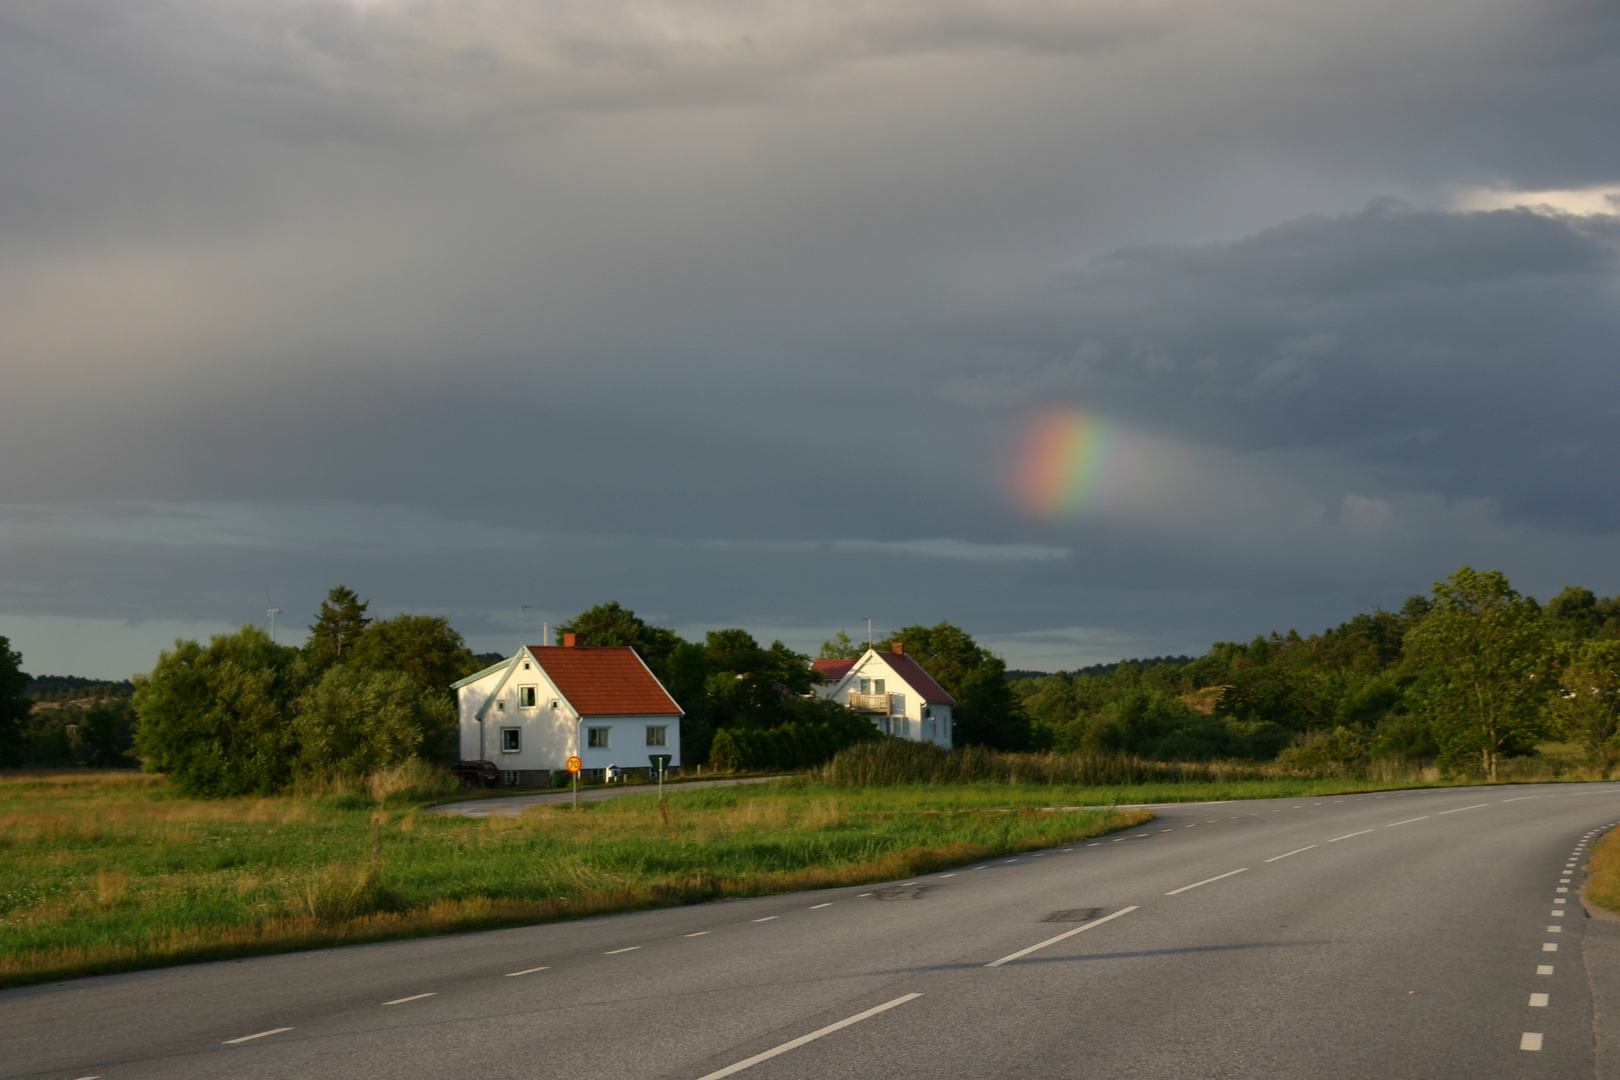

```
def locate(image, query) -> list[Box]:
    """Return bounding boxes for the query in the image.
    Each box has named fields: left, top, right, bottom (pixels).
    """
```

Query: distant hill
left=1071, top=655, right=1196, bottom=677
left=1006, top=656, right=1197, bottom=682
left=26, top=675, right=137, bottom=701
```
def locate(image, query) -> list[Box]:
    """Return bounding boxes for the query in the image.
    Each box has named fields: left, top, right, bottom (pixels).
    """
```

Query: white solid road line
left=1438, top=804, right=1489, bottom=814
left=223, top=1027, right=293, bottom=1044
left=1329, top=829, right=1375, bottom=842
left=1521, top=1033, right=1544, bottom=1051
left=985, top=906, right=1139, bottom=967
left=695, top=993, right=923, bottom=1080
left=505, top=966, right=550, bottom=976
left=1264, top=846, right=1317, bottom=863
left=1386, top=817, right=1429, bottom=827
left=383, top=993, right=436, bottom=1005
left=1166, top=868, right=1249, bottom=896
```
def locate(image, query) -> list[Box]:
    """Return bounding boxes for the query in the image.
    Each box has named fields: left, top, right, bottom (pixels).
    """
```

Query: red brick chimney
left=891, top=642, right=904, bottom=655
left=563, top=633, right=578, bottom=648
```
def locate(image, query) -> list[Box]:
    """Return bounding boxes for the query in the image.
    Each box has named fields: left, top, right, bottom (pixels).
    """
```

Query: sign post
left=567, top=755, right=582, bottom=808
left=648, top=753, right=672, bottom=803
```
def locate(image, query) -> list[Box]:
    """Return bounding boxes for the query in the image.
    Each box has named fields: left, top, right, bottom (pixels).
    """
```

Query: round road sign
left=567, top=756, right=582, bottom=773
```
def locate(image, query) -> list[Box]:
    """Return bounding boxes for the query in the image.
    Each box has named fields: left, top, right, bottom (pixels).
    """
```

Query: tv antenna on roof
left=265, top=587, right=282, bottom=643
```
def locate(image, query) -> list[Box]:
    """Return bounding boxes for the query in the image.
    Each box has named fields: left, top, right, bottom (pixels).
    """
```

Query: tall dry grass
left=818, top=739, right=1607, bottom=790
left=1587, top=829, right=1620, bottom=914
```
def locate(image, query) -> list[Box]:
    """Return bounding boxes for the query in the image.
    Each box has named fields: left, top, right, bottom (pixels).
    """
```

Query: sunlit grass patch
left=0, top=774, right=1148, bottom=987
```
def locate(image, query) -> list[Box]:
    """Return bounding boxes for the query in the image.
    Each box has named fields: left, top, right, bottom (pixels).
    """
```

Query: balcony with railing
left=847, top=691, right=893, bottom=714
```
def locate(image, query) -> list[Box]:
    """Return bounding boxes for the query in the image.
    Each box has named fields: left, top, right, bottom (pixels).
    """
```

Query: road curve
left=6, top=782, right=1620, bottom=1080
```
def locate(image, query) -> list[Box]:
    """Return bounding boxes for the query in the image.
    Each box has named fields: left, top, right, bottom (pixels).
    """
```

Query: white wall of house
left=816, top=652, right=953, bottom=748
left=456, top=657, right=682, bottom=770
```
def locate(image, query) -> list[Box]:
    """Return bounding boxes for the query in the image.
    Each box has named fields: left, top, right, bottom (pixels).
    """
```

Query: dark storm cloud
left=4, top=0, right=1620, bottom=674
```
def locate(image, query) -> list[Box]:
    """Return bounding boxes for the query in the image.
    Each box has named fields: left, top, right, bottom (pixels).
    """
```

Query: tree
left=294, top=666, right=456, bottom=774
left=1404, top=567, right=1550, bottom=779
left=133, top=626, right=306, bottom=796
left=1547, top=639, right=1620, bottom=769
left=0, top=636, right=29, bottom=765
left=817, top=631, right=861, bottom=660
left=347, top=614, right=479, bottom=701
left=556, top=601, right=682, bottom=680
left=306, top=585, right=372, bottom=664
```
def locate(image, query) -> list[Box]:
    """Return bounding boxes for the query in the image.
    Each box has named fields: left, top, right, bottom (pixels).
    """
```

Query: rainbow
left=1011, top=408, right=1115, bottom=519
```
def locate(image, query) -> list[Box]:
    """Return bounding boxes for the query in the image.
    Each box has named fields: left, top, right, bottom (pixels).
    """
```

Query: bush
left=709, top=721, right=875, bottom=772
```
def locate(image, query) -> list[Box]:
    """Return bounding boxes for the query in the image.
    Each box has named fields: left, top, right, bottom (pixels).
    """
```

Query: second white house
left=811, top=643, right=956, bottom=747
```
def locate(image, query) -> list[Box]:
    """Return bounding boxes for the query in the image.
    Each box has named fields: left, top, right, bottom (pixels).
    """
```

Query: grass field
left=0, top=772, right=1152, bottom=987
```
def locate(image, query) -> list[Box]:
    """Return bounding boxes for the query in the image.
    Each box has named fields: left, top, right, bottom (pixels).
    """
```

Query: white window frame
left=587, top=726, right=611, bottom=749
left=646, top=726, right=667, bottom=747
left=518, top=686, right=537, bottom=708
left=500, top=728, right=521, bottom=753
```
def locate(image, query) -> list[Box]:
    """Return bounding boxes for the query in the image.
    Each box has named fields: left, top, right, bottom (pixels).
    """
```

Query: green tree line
left=1013, top=566, right=1620, bottom=778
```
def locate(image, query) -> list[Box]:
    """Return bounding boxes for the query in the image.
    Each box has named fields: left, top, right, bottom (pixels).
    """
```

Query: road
left=6, top=782, right=1620, bottom=1080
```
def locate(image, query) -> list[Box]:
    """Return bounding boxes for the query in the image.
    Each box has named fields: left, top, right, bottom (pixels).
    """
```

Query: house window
left=587, top=727, right=611, bottom=749
left=495, top=700, right=505, bottom=711
left=858, top=678, right=886, bottom=694
left=518, top=686, right=537, bottom=708
left=646, top=726, right=667, bottom=747
left=500, top=728, right=521, bottom=753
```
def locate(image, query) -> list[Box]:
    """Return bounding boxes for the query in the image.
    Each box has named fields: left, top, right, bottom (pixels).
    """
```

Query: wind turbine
left=265, top=587, right=281, bottom=643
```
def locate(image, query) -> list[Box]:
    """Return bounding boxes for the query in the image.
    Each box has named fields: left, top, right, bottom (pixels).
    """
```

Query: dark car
left=450, top=760, right=500, bottom=787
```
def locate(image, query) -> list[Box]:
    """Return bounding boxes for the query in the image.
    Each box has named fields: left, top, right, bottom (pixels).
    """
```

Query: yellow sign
left=567, top=756, right=582, bottom=773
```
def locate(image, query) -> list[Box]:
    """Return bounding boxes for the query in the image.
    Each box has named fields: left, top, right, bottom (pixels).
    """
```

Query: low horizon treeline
left=1011, top=566, right=1620, bottom=779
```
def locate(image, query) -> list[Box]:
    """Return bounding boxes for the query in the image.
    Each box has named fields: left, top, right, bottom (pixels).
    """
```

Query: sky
left=3, top=0, right=1619, bottom=680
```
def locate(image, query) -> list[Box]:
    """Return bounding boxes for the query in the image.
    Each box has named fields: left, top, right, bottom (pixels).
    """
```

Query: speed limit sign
left=567, top=756, right=582, bottom=773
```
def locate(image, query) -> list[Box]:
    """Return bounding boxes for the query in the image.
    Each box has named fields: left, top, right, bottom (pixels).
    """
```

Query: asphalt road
left=8, top=782, right=1620, bottom=1080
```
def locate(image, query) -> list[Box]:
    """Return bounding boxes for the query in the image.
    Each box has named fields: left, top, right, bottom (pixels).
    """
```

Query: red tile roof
left=526, top=645, right=681, bottom=716
left=812, top=659, right=857, bottom=683
left=882, top=652, right=956, bottom=705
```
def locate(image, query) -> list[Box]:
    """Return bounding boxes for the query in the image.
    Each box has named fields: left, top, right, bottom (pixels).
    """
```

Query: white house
left=452, top=636, right=682, bottom=785
left=812, top=643, right=956, bottom=747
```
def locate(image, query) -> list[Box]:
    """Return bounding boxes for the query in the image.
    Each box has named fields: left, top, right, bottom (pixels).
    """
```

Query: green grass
left=0, top=771, right=1149, bottom=987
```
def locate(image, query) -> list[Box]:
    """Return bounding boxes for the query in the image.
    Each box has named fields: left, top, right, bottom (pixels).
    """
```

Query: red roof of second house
left=881, top=652, right=956, bottom=705
left=812, top=658, right=857, bottom=684
left=525, top=645, right=681, bottom=716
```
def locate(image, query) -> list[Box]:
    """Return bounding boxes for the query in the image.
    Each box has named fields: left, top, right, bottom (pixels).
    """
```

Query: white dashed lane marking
left=1165, top=868, right=1248, bottom=896
left=383, top=993, right=436, bottom=1005
left=606, top=946, right=642, bottom=954
left=1521, top=1033, right=1544, bottom=1051
left=1545, top=943, right=1559, bottom=952
left=506, top=967, right=549, bottom=976
left=223, top=1028, right=293, bottom=1044
left=985, top=907, right=1139, bottom=967
left=1329, top=830, right=1374, bottom=842
left=1530, top=994, right=1549, bottom=1007
left=1264, top=846, right=1317, bottom=863
left=695, top=993, right=923, bottom=1080
left=685, top=932, right=710, bottom=937
left=1538, top=965, right=1554, bottom=975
